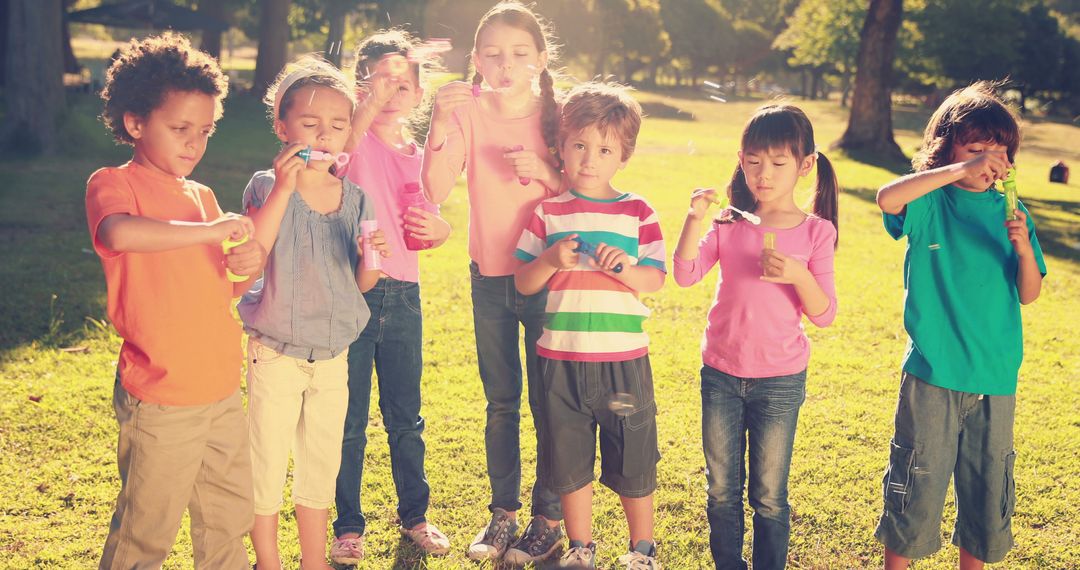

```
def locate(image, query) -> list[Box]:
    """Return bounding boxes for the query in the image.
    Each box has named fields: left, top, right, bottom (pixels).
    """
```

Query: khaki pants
left=99, top=378, right=253, bottom=569
left=247, top=338, right=349, bottom=515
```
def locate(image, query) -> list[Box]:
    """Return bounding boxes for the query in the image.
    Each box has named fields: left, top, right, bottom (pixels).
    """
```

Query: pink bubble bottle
left=400, top=182, right=437, bottom=251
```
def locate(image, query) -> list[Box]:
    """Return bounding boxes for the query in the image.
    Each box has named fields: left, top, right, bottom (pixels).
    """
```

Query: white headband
left=273, top=66, right=316, bottom=120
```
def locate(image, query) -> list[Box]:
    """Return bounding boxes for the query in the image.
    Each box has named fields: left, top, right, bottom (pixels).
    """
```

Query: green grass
left=1, top=89, right=1078, bottom=569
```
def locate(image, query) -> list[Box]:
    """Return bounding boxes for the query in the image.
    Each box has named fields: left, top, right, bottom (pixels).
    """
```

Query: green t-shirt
left=884, top=185, right=1047, bottom=395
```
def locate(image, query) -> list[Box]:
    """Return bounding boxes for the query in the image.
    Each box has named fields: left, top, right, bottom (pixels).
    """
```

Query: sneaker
left=558, top=540, right=597, bottom=569
left=400, top=522, right=451, bottom=556
left=617, top=540, right=661, bottom=570
left=329, top=535, right=364, bottom=565
left=504, top=515, right=564, bottom=564
left=466, top=508, right=518, bottom=561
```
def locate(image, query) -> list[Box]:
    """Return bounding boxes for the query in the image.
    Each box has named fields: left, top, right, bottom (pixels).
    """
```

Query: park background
left=0, top=0, right=1078, bottom=568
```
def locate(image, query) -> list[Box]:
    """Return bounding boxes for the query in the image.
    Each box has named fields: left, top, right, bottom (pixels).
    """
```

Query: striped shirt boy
left=514, top=190, right=666, bottom=362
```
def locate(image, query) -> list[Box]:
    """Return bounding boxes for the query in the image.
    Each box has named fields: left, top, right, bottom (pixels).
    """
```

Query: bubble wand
left=222, top=235, right=250, bottom=282
left=572, top=237, right=624, bottom=273
left=998, top=167, right=1018, bottom=221
left=707, top=194, right=761, bottom=225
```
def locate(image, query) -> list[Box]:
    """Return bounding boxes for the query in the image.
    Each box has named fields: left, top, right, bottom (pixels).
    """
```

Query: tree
left=660, top=0, right=731, bottom=85
left=252, top=0, right=290, bottom=96
left=774, top=0, right=866, bottom=105
left=3, top=0, right=65, bottom=154
left=197, top=0, right=229, bottom=59
left=833, top=0, right=904, bottom=161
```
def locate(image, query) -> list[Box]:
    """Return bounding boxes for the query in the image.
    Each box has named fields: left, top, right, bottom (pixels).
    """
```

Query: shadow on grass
left=832, top=146, right=912, bottom=176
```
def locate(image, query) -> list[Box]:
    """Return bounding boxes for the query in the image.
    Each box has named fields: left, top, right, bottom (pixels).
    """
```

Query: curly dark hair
left=100, top=32, right=228, bottom=145
left=912, top=81, right=1020, bottom=172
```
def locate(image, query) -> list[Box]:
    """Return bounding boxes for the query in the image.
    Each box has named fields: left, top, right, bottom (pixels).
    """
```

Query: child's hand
left=357, top=229, right=391, bottom=259
left=224, top=238, right=265, bottom=278
left=1005, top=209, right=1034, bottom=258
left=541, top=234, right=580, bottom=270
left=273, top=143, right=307, bottom=192
left=209, top=213, right=254, bottom=242
left=430, top=81, right=473, bottom=130
left=961, top=151, right=1011, bottom=185
left=589, top=243, right=631, bottom=274
left=358, top=67, right=400, bottom=109
left=503, top=147, right=546, bottom=183
left=760, top=249, right=811, bottom=285
left=404, top=208, right=451, bottom=244
left=688, top=188, right=718, bottom=221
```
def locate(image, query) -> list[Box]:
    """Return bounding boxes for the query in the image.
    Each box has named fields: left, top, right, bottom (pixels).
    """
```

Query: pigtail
left=813, top=152, right=840, bottom=247
left=539, top=68, right=560, bottom=164
left=717, top=164, right=757, bottom=225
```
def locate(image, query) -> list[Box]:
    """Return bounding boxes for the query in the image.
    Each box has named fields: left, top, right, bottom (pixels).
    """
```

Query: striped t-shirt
left=514, top=190, right=666, bottom=362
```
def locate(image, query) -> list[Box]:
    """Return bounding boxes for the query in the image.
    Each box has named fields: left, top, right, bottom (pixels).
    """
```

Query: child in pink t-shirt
left=329, top=30, right=452, bottom=564
left=420, top=2, right=567, bottom=564
left=672, top=104, right=839, bottom=569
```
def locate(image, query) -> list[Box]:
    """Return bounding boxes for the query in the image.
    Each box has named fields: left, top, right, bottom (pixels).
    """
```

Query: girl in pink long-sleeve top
left=419, top=2, right=568, bottom=564
left=672, top=104, right=839, bottom=570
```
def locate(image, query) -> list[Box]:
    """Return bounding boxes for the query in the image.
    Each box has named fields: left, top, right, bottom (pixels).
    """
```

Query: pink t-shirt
left=672, top=216, right=837, bottom=378
left=345, top=131, right=427, bottom=283
left=421, top=97, right=557, bottom=276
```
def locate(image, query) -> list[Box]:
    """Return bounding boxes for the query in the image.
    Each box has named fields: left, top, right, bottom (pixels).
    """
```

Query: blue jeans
left=701, top=365, right=807, bottom=570
left=334, top=278, right=429, bottom=536
left=470, top=262, right=562, bottom=520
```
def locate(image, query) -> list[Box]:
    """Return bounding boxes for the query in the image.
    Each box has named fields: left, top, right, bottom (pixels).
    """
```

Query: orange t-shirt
left=85, top=162, right=242, bottom=406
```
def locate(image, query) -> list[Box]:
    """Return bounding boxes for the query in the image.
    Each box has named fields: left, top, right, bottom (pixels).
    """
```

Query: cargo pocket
left=1001, top=450, right=1017, bottom=520
left=883, top=440, right=916, bottom=513
left=620, top=401, right=660, bottom=479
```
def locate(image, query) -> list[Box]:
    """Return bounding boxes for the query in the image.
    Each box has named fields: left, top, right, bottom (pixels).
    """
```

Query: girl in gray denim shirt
left=239, top=57, right=387, bottom=570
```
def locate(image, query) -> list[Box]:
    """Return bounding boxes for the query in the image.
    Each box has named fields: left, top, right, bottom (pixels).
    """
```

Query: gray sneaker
left=466, top=508, right=518, bottom=561
left=617, top=540, right=661, bottom=569
left=558, top=540, right=596, bottom=569
left=504, top=515, right=564, bottom=564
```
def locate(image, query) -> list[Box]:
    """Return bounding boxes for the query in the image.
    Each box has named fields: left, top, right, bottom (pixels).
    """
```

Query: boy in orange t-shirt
left=85, top=33, right=264, bottom=568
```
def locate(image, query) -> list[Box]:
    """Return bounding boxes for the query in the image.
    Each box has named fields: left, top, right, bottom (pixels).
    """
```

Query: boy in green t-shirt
left=874, top=81, right=1046, bottom=569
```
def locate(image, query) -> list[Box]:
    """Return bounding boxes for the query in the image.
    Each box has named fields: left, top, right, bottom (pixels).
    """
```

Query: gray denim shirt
left=238, top=170, right=373, bottom=360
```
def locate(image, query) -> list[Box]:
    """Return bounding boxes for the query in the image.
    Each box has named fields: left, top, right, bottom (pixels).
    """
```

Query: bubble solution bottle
left=400, top=182, right=437, bottom=250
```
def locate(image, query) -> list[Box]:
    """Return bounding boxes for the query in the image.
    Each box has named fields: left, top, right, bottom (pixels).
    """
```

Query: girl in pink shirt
left=330, top=31, right=453, bottom=565
left=672, top=104, right=839, bottom=569
left=420, top=1, right=566, bottom=564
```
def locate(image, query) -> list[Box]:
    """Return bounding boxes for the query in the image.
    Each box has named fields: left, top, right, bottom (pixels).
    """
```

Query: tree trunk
left=841, top=69, right=852, bottom=107
left=4, top=0, right=65, bottom=154
left=253, top=0, right=290, bottom=97
left=833, top=0, right=904, bottom=160
left=801, top=68, right=809, bottom=99
left=198, top=1, right=226, bottom=59
left=810, top=69, right=821, bottom=100
left=324, top=2, right=347, bottom=67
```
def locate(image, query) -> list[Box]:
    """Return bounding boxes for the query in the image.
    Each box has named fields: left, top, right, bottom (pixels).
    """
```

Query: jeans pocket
left=1001, top=450, right=1017, bottom=519
left=620, top=402, right=659, bottom=479
left=400, top=289, right=422, bottom=316
left=883, top=440, right=916, bottom=513
left=469, top=261, right=485, bottom=281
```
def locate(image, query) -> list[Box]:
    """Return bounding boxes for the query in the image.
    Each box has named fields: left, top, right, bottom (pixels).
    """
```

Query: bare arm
left=1007, top=210, right=1043, bottom=304
left=246, top=144, right=306, bottom=253
left=345, top=73, right=397, bottom=150
left=877, top=152, right=1010, bottom=214
left=97, top=213, right=252, bottom=253
left=421, top=82, right=473, bottom=204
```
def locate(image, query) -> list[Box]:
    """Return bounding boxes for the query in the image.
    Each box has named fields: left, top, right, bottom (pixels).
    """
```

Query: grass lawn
left=1, top=88, right=1078, bottom=569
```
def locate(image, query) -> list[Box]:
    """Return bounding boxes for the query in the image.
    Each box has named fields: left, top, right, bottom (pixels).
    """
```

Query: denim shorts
left=536, top=355, right=660, bottom=498
left=875, top=373, right=1017, bottom=563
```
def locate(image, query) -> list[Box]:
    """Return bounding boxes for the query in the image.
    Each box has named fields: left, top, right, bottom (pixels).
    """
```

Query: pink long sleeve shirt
left=421, top=97, right=557, bottom=276
left=673, top=216, right=837, bottom=378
